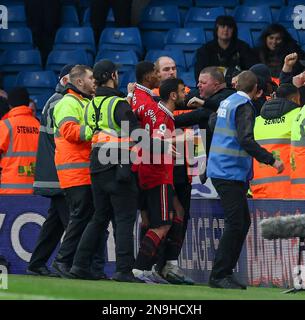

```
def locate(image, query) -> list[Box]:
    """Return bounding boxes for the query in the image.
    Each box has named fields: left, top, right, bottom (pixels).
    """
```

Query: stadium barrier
left=0, top=195, right=303, bottom=288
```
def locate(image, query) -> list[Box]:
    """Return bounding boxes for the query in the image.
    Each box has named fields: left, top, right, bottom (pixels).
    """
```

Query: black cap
left=59, top=64, right=75, bottom=80
left=93, top=59, right=119, bottom=83
left=8, top=87, right=29, bottom=108
left=249, top=64, right=276, bottom=91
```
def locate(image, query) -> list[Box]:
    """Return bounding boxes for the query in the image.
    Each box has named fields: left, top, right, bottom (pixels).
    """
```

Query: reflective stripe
left=80, top=125, right=86, bottom=141
left=3, top=119, right=13, bottom=155
left=65, top=94, right=85, bottom=109
left=33, top=181, right=61, bottom=188
left=291, top=178, right=305, bottom=184
left=214, top=126, right=237, bottom=137
left=40, top=125, right=54, bottom=134
left=1, top=183, right=33, bottom=189
left=291, top=140, right=305, bottom=147
left=58, top=116, right=79, bottom=129
left=54, top=130, right=61, bottom=138
left=210, top=146, right=248, bottom=157
left=3, top=151, right=36, bottom=158
left=251, top=175, right=290, bottom=186
left=3, top=119, right=37, bottom=157
left=56, top=162, right=89, bottom=170
left=107, top=97, right=119, bottom=131
left=256, top=138, right=290, bottom=145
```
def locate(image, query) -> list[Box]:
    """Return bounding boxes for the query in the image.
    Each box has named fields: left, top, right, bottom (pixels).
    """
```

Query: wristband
left=127, top=92, right=133, bottom=98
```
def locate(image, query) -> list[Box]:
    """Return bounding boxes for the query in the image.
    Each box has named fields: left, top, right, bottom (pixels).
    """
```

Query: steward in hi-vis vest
left=291, top=98, right=305, bottom=198
left=252, top=84, right=301, bottom=199
left=0, top=87, right=39, bottom=194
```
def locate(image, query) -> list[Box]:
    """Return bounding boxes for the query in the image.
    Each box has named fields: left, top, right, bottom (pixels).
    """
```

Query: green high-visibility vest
left=254, top=108, right=300, bottom=145
left=291, top=106, right=305, bottom=146
left=84, top=95, right=125, bottom=135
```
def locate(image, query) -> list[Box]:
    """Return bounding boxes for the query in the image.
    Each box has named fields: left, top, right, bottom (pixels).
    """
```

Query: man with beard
left=132, top=78, right=189, bottom=283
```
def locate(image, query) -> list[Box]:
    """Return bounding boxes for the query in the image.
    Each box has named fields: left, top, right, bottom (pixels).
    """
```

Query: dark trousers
left=73, top=167, right=138, bottom=273
left=174, top=182, right=192, bottom=236
left=90, top=0, right=132, bottom=43
left=55, top=185, right=107, bottom=272
left=210, top=178, right=251, bottom=279
left=29, top=194, right=69, bottom=269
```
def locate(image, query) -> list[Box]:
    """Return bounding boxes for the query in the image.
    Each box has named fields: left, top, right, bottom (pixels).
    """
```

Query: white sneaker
left=132, top=269, right=158, bottom=284
left=151, top=265, right=170, bottom=284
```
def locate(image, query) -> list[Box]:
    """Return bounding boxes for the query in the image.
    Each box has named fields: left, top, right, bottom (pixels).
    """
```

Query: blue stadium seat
left=7, top=5, right=27, bottom=27
left=139, top=6, right=181, bottom=30
left=95, top=50, right=138, bottom=72
left=277, top=6, right=297, bottom=28
left=119, top=71, right=136, bottom=94
left=184, top=7, right=226, bottom=29
left=61, top=5, right=80, bottom=27
left=2, top=74, right=18, bottom=91
left=243, top=0, right=285, bottom=21
left=237, top=26, right=254, bottom=47
left=82, top=8, right=115, bottom=27
left=298, top=31, right=305, bottom=45
left=179, top=71, right=197, bottom=90
left=141, top=30, right=167, bottom=50
left=1, top=0, right=23, bottom=5
left=30, top=94, right=52, bottom=111
left=234, top=6, right=273, bottom=31
left=287, top=0, right=304, bottom=5
left=46, top=50, right=90, bottom=74
left=195, top=0, right=239, bottom=14
left=164, top=28, right=205, bottom=51
left=53, top=27, right=95, bottom=54
left=148, top=0, right=193, bottom=23
left=15, top=71, right=57, bottom=96
left=164, top=28, right=205, bottom=70
left=99, top=28, right=143, bottom=57
left=145, top=49, right=187, bottom=72
left=0, top=27, right=33, bottom=51
left=0, top=49, right=42, bottom=73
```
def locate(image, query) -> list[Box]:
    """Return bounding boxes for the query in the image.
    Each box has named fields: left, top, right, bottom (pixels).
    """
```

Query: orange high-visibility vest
left=252, top=107, right=300, bottom=198
left=53, top=90, right=91, bottom=189
left=0, top=106, right=40, bottom=194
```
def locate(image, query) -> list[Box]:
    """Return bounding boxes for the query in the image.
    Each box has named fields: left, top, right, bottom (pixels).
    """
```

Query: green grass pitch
left=0, top=275, right=304, bottom=300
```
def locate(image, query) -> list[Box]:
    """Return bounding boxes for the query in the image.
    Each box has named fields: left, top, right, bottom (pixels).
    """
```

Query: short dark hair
left=159, top=78, right=184, bottom=101
left=136, top=61, right=155, bottom=84
left=214, top=15, right=238, bottom=41
left=200, top=66, right=225, bottom=84
left=69, top=65, right=92, bottom=85
left=276, top=83, right=299, bottom=99
left=8, top=87, right=30, bottom=108
left=236, top=71, right=257, bottom=93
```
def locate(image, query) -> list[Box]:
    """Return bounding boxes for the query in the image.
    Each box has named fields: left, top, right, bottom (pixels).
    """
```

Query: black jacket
left=33, top=83, right=65, bottom=197
left=195, top=39, right=258, bottom=85
left=279, top=70, right=305, bottom=106
left=260, top=97, right=300, bottom=120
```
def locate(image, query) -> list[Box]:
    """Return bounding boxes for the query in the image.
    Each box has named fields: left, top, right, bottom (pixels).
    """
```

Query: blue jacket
left=207, top=92, right=254, bottom=182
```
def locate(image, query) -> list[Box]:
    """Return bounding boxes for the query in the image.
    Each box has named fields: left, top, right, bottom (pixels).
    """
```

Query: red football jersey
left=137, top=101, right=175, bottom=189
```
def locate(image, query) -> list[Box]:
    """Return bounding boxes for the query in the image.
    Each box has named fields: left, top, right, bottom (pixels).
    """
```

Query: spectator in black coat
left=255, top=24, right=305, bottom=78
left=194, top=15, right=258, bottom=86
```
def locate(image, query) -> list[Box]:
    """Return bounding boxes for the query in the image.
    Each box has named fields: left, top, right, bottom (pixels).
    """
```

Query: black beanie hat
left=8, top=87, right=30, bottom=108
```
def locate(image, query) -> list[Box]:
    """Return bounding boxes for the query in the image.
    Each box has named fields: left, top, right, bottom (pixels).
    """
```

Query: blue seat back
left=99, top=28, right=143, bottom=56
left=139, top=6, right=181, bottom=30
left=0, top=49, right=42, bottom=73
left=15, top=71, right=57, bottom=95
left=7, top=5, right=27, bottom=27
left=95, top=50, right=138, bottom=72
left=234, top=6, right=273, bottom=25
left=61, top=5, right=80, bottom=27
left=46, top=50, right=90, bottom=73
left=0, top=27, right=33, bottom=51
left=184, top=7, right=226, bottom=29
left=164, top=28, right=205, bottom=51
